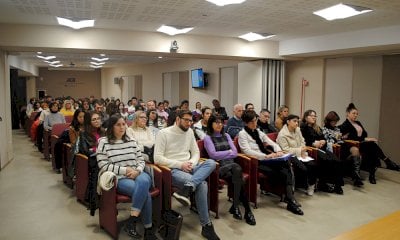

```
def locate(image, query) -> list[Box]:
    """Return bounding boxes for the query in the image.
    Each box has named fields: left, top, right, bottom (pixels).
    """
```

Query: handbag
left=159, top=209, right=183, bottom=240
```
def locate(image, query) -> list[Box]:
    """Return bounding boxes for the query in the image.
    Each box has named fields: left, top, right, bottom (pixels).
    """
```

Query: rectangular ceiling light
left=91, top=57, right=109, bottom=61
left=313, top=3, right=372, bottom=21
left=37, top=55, right=56, bottom=60
left=206, top=0, right=246, bottom=6
left=49, top=64, right=63, bottom=67
left=90, top=61, right=105, bottom=65
left=90, top=65, right=102, bottom=68
left=57, top=17, right=95, bottom=29
left=239, top=32, right=275, bottom=42
left=157, top=25, right=193, bottom=36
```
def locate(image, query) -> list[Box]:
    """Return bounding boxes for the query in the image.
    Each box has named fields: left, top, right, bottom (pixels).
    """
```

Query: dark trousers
left=317, top=150, right=344, bottom=186
left=360, top=141, right=385, bottom=172
left=36, top=123, right=44, bottom=152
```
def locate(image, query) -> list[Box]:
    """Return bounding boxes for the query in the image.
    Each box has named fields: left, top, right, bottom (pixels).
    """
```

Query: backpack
left=159, top=209, right=183, bottom=240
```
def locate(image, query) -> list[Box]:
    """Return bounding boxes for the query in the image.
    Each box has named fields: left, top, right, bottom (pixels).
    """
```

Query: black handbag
left=159, top=209, right=183, bottom=240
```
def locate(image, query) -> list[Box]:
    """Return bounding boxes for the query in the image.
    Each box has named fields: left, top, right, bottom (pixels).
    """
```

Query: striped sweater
left=96, top=137, right=145, bottom=178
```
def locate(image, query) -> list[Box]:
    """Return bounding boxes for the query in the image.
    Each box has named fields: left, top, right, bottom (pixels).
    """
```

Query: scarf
left=244, top=126, right=269, bottom=155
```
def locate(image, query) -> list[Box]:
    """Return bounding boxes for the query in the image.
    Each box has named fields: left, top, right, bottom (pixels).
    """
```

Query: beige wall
left=37, top=68, right=101, bottom=99
left=0, top=51, right=13, bottom=169
left=352, top=56, right=382, bottom=138
left=26, top=76, right=36, bottom=100
left=237, top=61, right=263, bottom=113
left=285, top=58, right=325, bottom=120
left=380, top=55, right=400, bottom=164
left=102, top=58, right=241, bottom=109
left=324, top=58, right=353, bottom=119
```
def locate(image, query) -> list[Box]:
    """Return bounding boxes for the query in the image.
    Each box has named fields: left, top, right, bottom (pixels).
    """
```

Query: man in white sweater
left=154, top=110, right=220, bottom=240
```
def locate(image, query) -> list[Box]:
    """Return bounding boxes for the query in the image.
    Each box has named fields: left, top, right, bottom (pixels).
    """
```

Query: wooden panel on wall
left=36, top=68, right=101, bottom=99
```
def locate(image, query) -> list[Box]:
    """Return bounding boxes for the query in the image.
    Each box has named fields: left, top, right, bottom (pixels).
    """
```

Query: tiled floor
left=1, top=129, right=400, bottom=240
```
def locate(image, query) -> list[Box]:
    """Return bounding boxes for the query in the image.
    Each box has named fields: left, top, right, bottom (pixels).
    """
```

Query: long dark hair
left=147, top=110, right=159, bottom=128
left=71, top=108, right=85, bottom=131
left=83, top=111, right=103, bottom=146
left=106, top=114, right=129, bottom=144
left=302, top=109, right=321, bottom=134
left=206, top=114, right=224, bottom=135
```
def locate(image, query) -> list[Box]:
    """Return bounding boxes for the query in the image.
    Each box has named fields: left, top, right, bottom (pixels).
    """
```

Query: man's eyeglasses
left=180, top=117, right=193, bottom=123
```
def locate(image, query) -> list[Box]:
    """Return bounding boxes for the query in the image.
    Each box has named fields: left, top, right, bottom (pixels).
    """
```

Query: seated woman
left=78, top=111, right=105, bottom=156
left=96, top=114, right=158, bottom=240
left=59, top=100, right=75, bottom=117
left=69, top=109, right=85, bottom=146
left=322, top=111, right=363, bottom=187
left=118, top=102, right=129, bottom=119
left=146, top=110, right=160, bottom=136
left=301, top=110, right=344, bottom=194
left=126, top=111, right=156, bottom=163
left=204, top=114, right=256, bottom=225
left=340, top=103, right=399, bottom=184
left=44, top=102, right=66, bottom=131
left=274, top=105, right=289, bottom=131
left=276, top=114, right=318, bottom=196
left=238, top=110, right=304, bottom=215
left=193, top=106, right=212, bottom=140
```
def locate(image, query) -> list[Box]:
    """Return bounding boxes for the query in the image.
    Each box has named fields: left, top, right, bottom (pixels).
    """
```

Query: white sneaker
left=306, top=184, right=315, bottom=196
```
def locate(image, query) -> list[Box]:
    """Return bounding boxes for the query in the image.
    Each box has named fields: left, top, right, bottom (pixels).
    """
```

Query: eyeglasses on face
left=91, top=117, right=101, bottom=122
left=213, top=121, right=223, bottom=125
left=180, top=117, right=193, bottom=123
left=139, top=116, right=148, bottom=120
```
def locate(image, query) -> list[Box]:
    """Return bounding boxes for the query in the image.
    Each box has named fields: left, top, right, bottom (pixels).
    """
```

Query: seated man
left=211, top=99, right=228, bottom=120
left=226, top=104, right=244, bottom=139
left=154, top=110, right=220, bottom=240
left=257, top=109, right=278, bottom=134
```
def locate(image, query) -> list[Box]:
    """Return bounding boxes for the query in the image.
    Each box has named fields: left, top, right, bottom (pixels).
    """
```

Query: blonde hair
left=131, top=110, right=147, bottom=129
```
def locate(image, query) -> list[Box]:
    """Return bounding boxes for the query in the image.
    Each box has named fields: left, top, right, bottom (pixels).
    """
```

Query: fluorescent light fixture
left=49, top=64, right=63, bottom=67
left=157, top=25, right=193, bottom=36
left=90, top=61, right=105, bottom=65
left=158, top=56, right=163, bottom=59
left=313, top=3, right=372, bottom=21
left=91, top=57, right=109, bottom=61
left=238, top=32, right=275, bottom=42
left=37, top=51, right=42, bottom=54
left=90, top=65, right=102, bottom=68
left=205, top=0, right=246, bottom=6
left=57, top=17, right=95, bottom=29
left=37, top=55, right=56, bottom=60
left=44, top=60, right=60, bottom=64
left=100, top=53, right=106, bottom=57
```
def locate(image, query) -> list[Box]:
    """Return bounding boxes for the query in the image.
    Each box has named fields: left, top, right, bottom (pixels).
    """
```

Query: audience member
left=257, top=109, right=277, bottom=134
left=238, top=110, right=303, bottom=215
left=204, top=114, right=256, bottom=225
left=275, top=105, right=289, bottom=131
left=193, top=106, right=212, bottom=140
left=96, top=114, right=158, bottom=240
left=154, top=110, right=220, bottom=240
left=301, top=110, right=344, bottom=194
left=226, top=104, right=244, bottom=139
left=340, top=103, right=399, bottom=183
left=211, top=99, right=228, bottom=120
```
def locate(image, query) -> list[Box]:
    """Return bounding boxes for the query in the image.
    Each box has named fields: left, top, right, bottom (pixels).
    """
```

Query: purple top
left=204, top=132, right=238, bottom=160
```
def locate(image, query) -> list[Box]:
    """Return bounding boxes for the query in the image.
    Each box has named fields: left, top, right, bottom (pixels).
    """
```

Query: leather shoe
left=318, top=183, right=335, bottom=193
left=353, top=179, right=364, bottom=187
left=287, top=201, right=304, bottom=215
left=334, top=185, right=344, bottom=195
left=244, top=211, right=256, bottom=226
left=283, top=196, right=301, bottom=207
left=369, top=175, right=376, bottom=184
left=229, top=206, right=242, bottom=220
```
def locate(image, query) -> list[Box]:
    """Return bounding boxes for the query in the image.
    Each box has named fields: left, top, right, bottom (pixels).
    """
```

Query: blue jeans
left=171, top=159, right=216, bottom=226
left=117, top=172, right=153, bottom=228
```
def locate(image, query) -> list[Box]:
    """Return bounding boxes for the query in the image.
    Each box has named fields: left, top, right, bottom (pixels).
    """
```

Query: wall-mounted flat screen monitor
left=191, top=68, right=205, bottom=88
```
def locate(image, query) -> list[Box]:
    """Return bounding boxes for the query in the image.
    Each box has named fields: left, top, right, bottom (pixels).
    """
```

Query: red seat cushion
left=116, top=187, right=160, bottom=203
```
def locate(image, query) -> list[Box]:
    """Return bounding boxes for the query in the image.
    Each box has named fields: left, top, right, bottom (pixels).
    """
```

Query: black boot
left=286, top=200, right=304, bottom=215
left=384, top=158, right=400, bottom=171
left=353, top=156, right=364, bottom=187
left=144, top=226, right=159, bottom=240
left=369, top=168, right=377, bottom=184
left=124, top=216, right=141, bottom=239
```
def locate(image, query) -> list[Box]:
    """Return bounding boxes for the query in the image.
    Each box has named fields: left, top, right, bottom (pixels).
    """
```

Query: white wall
left=220, top=66, right=238, bottom=115
left=0, top=51, right=13, bottom=169
left=237, top=61, right=263, bottom=113
left=324, top=58, right=353, bottom=119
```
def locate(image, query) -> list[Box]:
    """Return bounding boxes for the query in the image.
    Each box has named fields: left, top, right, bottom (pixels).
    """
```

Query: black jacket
left=339, top=119, right=368, bottom=142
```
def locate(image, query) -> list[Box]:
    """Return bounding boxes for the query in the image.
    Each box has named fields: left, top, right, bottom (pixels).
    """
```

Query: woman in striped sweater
left=96, top=114, right=158, bottom=240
